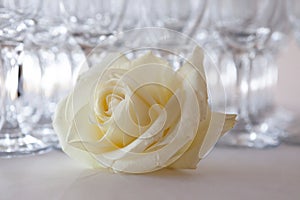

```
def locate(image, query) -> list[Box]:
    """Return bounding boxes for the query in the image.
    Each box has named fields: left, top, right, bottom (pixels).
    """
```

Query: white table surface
left=1, top=40, right=300, bottom=200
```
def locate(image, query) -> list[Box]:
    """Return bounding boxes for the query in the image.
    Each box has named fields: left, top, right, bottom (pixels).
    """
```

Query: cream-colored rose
left=53, top=47, right=236, bottom=173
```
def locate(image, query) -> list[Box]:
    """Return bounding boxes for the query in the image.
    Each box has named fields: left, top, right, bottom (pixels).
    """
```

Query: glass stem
left=233, top=50, right=254, bottom=131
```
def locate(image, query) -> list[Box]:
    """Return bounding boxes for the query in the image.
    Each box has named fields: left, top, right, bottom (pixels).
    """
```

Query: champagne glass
left=210, top=0, right=281, bottom=148
left=0, top=0, right=51, bottom=156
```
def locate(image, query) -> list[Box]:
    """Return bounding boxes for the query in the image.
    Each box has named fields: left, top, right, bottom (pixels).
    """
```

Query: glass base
left=218, top=123, right=281, bottom=149
left=0, top=133, right=51, bottom=157
left=267, top=107, right=295, bottom=131
left=267, top=107, right=300, bottom=146
left=31, top=123, right=61, bottom=149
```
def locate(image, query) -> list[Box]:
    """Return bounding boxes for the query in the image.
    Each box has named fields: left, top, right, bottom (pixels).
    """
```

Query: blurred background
left=276, top=40, right=300, bottom=113
left=0, top=0, right=300, bottom=156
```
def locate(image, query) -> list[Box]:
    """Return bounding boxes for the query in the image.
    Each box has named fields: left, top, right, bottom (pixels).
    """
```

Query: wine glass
left=22, top=0, right=85, bottom=148
left=143, top=0, right=207, bottom=37
left=281, top=0, right=300, bottom=145
left=210, top=0, right=281, bottom=148
left=0, top=0, right=51, bottom=156
left=243, top=1, right=291, bottom=133
left=209, top=1, right=291, bottom=138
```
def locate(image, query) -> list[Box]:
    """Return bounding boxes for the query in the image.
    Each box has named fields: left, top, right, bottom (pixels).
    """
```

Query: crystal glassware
left=207, top=1, right=291, bottom=142
left=0, top=0, right=51, bottom=156
left=23, top=0, right=85, bottom=148
left=210, top=0, right=282, bottom=148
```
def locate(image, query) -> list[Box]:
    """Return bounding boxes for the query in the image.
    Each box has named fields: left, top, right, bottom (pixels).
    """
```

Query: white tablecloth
left=1, top=40, right=300, bottom=200
left=2, top=145, right=300, bottom=200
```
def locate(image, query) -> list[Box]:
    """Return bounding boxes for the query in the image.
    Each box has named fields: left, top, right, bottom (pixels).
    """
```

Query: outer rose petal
left=64, top=53, right=130, bottom=124
left=179, top=47, right=208, bottom=122
left=53, top=96, right=102, bottom=168
left=130, top=52, right=169, bottom=69
left=170, top=111, right=236, bottom=169
left=78, top=53, right=130, bottom=82
left=71, top=53, right=129, bottom=116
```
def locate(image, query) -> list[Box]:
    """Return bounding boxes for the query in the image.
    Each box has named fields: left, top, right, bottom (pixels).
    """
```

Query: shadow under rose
left=57, top=145, right=300, bottom=200
left=43, top=141, right=300, bottom=200
left=58, top=158, right=232, bottom=200
left=58, top=167, right=208, bottom=199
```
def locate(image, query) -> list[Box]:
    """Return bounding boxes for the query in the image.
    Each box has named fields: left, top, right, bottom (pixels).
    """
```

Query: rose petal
left=93, top=72, right=201, bottom=173
left=179, top=47, right=208, bottom=122
left=169, top=111, right=236, bottom=169
left=66, top=104, right=119, bottom=154
left=130, top=52, right=169, bottom=69
left=53, top=96, right=102, bottom=168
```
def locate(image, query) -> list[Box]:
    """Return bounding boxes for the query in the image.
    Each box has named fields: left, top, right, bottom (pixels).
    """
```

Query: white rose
left=53, top=47, right=236, bottom=173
